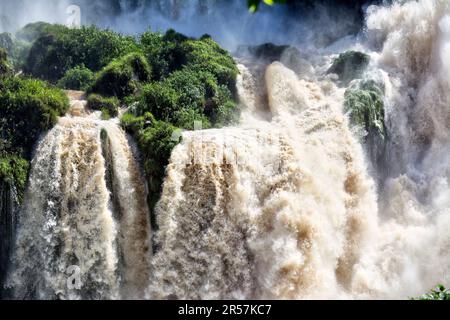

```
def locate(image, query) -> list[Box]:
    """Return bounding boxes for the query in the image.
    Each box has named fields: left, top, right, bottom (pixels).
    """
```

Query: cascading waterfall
left=149, top=0, right=450, bottom=300
left=4, top=0, right=450, bottom=300
left=349, top=0, right=450, bottom=299
left=148, top=59, right=379, bottom=299
left=7, top=93, right=151, bottom=300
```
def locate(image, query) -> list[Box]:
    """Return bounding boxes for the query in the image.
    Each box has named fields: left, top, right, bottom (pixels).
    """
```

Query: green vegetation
left=122, top=112, right=180, bottom=221
left=0, top=156, right=29, bottom=202
left=344, top=79, right=387, bottom=171
left=24, top=24, right=137, bottom=82
left=57, top=65, right=95, bottom=91
left=114, top=30, right=238, bottom=226
left=344, top=80, right=386, bottom=141
left=0, top=75, right=69, bottom=200
left=87, top=94, right=120, bottom=119
left=328, top=51, right=370, bottom=85
left=90, top=52, right=151, bottom=99
left=413, top=285, right=450, bottom=300
left=0, top=76, right=69, bottom=157
left=2, top=22, right=240, bottom=228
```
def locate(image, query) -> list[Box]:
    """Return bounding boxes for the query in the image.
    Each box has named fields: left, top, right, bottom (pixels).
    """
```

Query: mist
left=0, top=0, right=382, bottom=50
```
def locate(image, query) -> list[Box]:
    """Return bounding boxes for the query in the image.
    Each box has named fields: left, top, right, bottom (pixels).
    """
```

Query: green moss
left=344, top=80, right=386, bottom=141
left=0, top=156, right=29, bottom=202
left=91, top=52, right=151, bottom=99
left=87, top=93, right=120, bottom=118
left=344, top=79, right=387, bottom=169
left=57, top=65, right=95, bottom=91
left=328, top=51, right=370, bottom=85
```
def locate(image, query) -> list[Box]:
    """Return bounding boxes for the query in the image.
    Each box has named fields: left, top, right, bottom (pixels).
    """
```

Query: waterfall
left=7, top=93, right=151, bottom=300
left=148, top=61, right=379, bottom=299
left=4, top=0, right=450, bottom=300
left=148, top=0, right=450, bottom=299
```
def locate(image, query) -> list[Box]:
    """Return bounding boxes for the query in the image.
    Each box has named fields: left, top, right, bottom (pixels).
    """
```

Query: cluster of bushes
left=413, top=285, right=450, bottom=300
left=87, top=94, right=119, bottom=120
left=90, top=52, right=151, bottom=99
left=24, top=23, right=138, bottom=83
left=0, top=156, right=29, bottom=202
left=0, top=71, right=69, bottom=199
left=57, top=65, right=94, bottom=91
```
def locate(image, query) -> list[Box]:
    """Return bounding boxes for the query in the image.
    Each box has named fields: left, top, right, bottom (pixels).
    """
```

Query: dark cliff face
left=0, top=180, right=16, bottom=299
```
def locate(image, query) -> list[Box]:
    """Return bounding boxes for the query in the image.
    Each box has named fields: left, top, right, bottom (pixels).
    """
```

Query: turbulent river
left=5, top=0, right=450, bottom=299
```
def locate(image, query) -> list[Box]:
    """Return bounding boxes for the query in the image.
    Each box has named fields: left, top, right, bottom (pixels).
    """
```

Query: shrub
left=180, top=36, right=239, bottom=88
left=413, top=285, right=450, bottom=300
left=136, top=67, right=238, bottom=128
left=328, top=51, right=370, bottom=85
left=90, top=52, right=151, bottom=99
left=138, top=82, right=179, bottom=122
left=0, top=76, right=69, bottom=157
left=140, top=29, right=190, bottom=80
left=173, top=108, right=211, bottom=130
left=57, top=65, right=94, bottom=91
left=87, top=93, right=120, bottom=118
left=24, top=25, right=138, bottom=82
left=210, top=100, right=240, bottom=128
left=121, top=110, right=180, bottom=224
left=136, top=115, right=180, bottom=225
left=165, top=68, right=207, bottom=111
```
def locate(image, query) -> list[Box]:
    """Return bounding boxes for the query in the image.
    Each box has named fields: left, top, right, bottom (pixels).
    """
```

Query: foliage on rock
left=328, top=51, right=370, bottom=85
